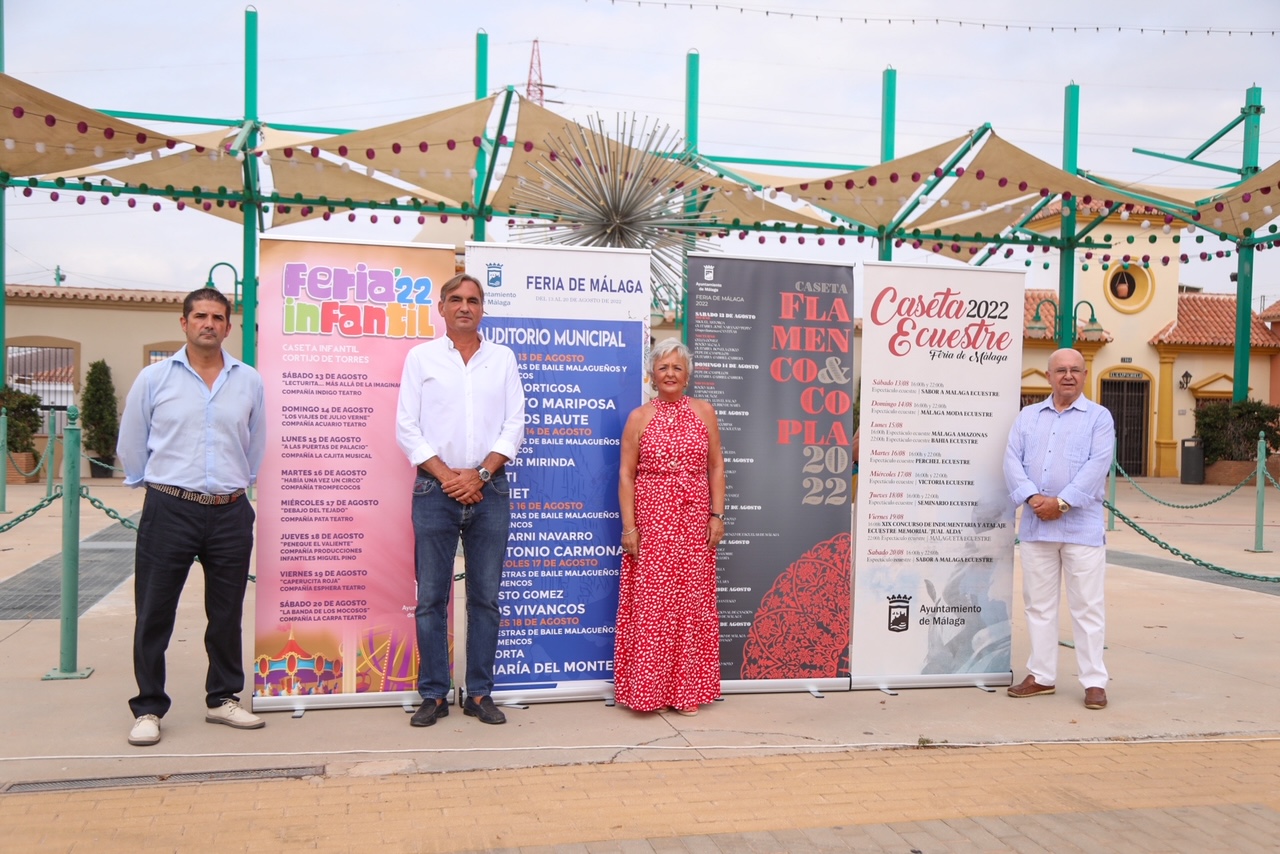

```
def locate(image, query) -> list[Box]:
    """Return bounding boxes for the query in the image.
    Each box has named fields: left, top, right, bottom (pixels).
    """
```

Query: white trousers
left=1018, top=540, right=1108, bottom=689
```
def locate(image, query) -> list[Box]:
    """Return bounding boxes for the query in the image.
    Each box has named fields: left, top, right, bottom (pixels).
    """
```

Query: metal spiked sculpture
left=506, top=114, right=723, bottom=313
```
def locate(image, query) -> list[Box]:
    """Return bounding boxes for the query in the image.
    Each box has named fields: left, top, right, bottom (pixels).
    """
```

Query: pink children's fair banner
left=254, top=235, right=456, bottom=710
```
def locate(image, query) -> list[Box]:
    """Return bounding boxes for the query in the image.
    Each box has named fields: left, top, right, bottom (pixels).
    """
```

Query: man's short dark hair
left=440, top=273, right=484, bottom=305
left=183, top=287, right=232, bottom=318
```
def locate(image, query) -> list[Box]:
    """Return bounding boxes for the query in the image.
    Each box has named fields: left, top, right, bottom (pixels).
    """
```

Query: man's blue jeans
left=411, top=471, right=510, bottom=700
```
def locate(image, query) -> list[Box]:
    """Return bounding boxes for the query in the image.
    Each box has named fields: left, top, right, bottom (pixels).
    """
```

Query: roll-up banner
left=851, top=262, right=1022, bottom=689
left=254, top=235, right=456, bottom=710
left=466, top=243, right=650, bottom=703
left=687, top=253, right=855, bottom=694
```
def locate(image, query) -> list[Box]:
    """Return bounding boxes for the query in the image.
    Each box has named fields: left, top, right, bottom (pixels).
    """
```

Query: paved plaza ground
left=1, top=477, right=1278, bottom=852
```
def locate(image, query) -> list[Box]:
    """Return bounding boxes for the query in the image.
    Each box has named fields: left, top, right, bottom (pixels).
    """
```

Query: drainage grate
left=2, top=765, right=324, bottom=794
left=0, top=513, right=140, bottom=620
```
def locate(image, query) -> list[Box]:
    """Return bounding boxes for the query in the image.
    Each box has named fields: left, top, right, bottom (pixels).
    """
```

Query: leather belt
left=148, top=482, right=245, bottom=506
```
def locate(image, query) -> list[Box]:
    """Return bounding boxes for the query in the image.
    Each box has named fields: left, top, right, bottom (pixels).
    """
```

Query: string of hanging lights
left=587, top=1, right=1277, bottom=36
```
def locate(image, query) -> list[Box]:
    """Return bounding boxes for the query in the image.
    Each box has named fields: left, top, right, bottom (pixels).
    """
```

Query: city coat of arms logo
left=486, top=263, right=503, bottom=289
left=887, top=594, right=912, bottom=633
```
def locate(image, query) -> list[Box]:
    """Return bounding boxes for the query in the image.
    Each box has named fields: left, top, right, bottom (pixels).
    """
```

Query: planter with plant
left=80, top=359, right=121, bottom=478
left=1, top=384, right=44, bottom=484
left=1194, top=399, right=1280, bottom=485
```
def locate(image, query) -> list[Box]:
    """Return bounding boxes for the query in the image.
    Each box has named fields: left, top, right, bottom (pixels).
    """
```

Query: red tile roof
left=4, top=284, right=185, bottom=305
left=1149, top=293, right=1280, bottom=348
left=1259, top=299, right=1280, bottom=323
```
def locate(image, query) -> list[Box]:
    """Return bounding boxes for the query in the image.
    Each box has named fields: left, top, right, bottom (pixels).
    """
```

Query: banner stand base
left=850, top=672, right=1013, bottom=692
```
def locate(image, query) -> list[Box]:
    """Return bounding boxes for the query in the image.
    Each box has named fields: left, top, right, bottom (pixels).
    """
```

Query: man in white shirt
left=395, top=273, right=525, bottom=726
left=1003, top=348, right=1116, bottom=711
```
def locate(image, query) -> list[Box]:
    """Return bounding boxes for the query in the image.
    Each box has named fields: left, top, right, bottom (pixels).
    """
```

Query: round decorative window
left=1104, top=266, right=1153, bottom=314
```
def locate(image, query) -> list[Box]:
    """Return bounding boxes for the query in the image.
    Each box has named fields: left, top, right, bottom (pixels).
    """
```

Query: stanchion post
left=45, top=405, right=93, bottom=680
left=1107, top=441, right=1117, bottom=532
left=1, top=407, right=8, bottom=514
left=44, top=408, right=56, bottom=499
left=1249, top=431, right=1271, bottom=554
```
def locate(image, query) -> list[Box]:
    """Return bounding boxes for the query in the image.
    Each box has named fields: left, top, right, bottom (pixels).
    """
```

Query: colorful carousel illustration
left=254, top=629, right=342, bottom=697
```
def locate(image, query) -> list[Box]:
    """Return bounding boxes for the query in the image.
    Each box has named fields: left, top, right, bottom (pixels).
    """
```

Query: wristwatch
left=1056, top=497, right=1070, bottom=513
left=709, top=512, right=725, bottom=521
left=477, top=466, right=492, bottom=483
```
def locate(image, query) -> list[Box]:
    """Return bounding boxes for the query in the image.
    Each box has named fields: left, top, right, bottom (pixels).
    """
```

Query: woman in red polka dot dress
left=614, top=339, right=726, bottom=715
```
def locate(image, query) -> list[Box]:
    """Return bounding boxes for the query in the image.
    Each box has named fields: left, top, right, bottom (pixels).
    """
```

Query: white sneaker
left=128, top=714, right=161, bottom=746
left=205, top=698, right=265, bottom=730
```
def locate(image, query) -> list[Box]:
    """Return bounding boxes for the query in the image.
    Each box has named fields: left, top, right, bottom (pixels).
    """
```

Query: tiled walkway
left=4, top=740, right=1279, bottom=852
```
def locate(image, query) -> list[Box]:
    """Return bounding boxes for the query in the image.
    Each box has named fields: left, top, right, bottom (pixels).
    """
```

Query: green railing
left=1104, top=430, right=1276, bottom=577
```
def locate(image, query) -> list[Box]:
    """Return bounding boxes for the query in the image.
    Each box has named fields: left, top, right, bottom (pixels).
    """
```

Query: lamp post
left=1025, top=298, right=1104, bottom=346
left=205, top=262, right=249, bottom=364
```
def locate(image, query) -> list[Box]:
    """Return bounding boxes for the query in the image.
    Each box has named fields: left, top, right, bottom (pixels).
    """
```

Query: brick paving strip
left=3, top=739, right=1279, bottom=852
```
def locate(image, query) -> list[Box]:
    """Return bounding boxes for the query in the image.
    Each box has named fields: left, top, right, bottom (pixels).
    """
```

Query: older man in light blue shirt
left=117, top=287, right=266, bottom=746
left=1003, top=348, right=1115, bottom=711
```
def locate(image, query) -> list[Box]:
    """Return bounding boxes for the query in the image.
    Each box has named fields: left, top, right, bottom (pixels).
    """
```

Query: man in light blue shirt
left=117, top=288, right=267, bottom=746
left=1003, top=348, right=1115, bottom=711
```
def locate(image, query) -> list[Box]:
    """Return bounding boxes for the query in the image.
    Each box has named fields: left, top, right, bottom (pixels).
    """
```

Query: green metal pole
left=241, top=8, right=259, bottom=367
left=0, top=0, right=6, bottom=385
left=0, top=408, right=8, bottom=514
left=475, top=31, right=489, bottom=107
left=473, top=30, right=489, bottom=242
left=1107, top=445, right=1117, bottom=532
left=880, top=67, right=896, bottom=163
left=1058, top=83, right=1080, bottom=350
left=681, top=50, right=701, bottom=344
left=877, top=68, right=896, bottom=263
left=44, top=409, right=55, bottom=499
left=1250, top=431, right=1270, bottom=553
left=1232, top=86, right=1263, bottom=403
left=686, top=50, right=700, bottom=155
left=45, top=406, right=92, bottom=679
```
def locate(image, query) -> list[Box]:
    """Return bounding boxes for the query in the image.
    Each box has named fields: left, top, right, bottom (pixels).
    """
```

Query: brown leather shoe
left=1007, top=675, right=1055, bottom=698
left=1084, top=687, right=1108, bottom=710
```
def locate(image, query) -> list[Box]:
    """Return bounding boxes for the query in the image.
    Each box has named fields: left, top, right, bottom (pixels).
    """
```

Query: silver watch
left=477, top=466, right=492, bottom=483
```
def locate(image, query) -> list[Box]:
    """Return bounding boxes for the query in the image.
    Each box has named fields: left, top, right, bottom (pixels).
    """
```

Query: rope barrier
left=6, top=447, right=51, bottom=478
left=1104, top=500, right=1279, bottom=583
left=0, top=487, right=64, bottom=534
left=1113, top=461, right=1253, bottom=509
left=82, top=453, right=126, bottom=474
left=78, top=486, right=139, bottom=532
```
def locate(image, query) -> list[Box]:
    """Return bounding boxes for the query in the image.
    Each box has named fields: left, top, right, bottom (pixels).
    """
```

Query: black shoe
left=410, top=699, right=449, bottom=727
left=462, top=695, right=506, bottom=725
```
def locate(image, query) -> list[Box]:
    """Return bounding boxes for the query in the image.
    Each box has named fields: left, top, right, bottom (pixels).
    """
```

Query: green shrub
left=0, top=385, right=43, bottom=454
left=80, top=359, right=120, bottom=458
left=1194, top=399, right=1280, bottom=465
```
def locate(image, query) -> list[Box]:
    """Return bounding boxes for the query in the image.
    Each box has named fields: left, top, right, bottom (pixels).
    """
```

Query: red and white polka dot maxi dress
left=613, top=396, right=721, bottom=712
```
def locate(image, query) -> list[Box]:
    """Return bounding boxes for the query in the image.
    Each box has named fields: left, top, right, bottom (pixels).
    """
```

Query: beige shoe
left=128, top=714, right=161, bottom=746
left=205, top=698, right=265, bottom=729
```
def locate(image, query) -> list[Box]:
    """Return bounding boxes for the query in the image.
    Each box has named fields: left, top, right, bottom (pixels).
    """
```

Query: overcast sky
left=4, top=0, right=1280, bottom=309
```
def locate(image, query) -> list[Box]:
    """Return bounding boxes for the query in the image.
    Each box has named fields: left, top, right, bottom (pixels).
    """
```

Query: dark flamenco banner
left=687, top=254, right=855, bottom=691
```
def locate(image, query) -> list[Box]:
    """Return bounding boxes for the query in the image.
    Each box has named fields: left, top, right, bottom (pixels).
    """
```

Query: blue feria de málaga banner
left=687, top=253, right=855, bottom=692
left=466, top=243, right=649, bottom=702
